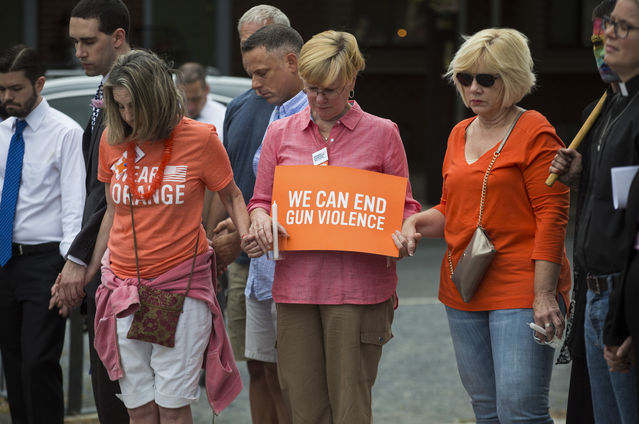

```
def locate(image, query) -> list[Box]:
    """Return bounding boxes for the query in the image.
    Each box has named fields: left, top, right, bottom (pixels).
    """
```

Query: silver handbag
left=449, top=226, right=496, bottom=302
left=447, top=110, right=524, bottom=302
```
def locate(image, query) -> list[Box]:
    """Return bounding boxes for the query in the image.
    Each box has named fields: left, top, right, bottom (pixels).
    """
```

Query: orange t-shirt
left=434, top=110, right=571, bottom=311
left=98, top=118, right=233, bottom=278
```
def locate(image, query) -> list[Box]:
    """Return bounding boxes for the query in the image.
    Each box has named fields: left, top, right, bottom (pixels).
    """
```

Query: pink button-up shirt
left=248, top=101, right=421, bottom=305
left=94, top=248, right=242, bottom=414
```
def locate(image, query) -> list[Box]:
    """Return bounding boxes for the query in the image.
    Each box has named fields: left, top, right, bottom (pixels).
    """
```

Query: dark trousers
left=0, top=249, right=66, bottom=424
left=625, top=251, right=639, bottom=418
left=85, top=277, right=129, bottom=423
left=566, top=355, right=595, bottom=424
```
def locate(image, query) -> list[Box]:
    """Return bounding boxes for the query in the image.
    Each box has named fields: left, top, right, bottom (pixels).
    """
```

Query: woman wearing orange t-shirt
left=82, top=50, right=251, bottom=423
left=394, top=28, right=571, bottom=423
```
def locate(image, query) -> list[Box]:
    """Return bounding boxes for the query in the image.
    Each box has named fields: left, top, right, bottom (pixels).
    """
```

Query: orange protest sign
left=272, top=165, right=408, bottom=257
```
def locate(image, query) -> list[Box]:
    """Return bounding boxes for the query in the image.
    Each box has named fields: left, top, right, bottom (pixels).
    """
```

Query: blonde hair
left=445, top=28, right=535, bottom=109
left=103, top=49, right=184, bottom=144
left=298, top=30, right=365, bottom=87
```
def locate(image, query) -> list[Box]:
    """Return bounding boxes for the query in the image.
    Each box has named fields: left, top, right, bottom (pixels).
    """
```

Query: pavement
left=209, top=238, right=570, bottom=424
left=0, top=237, right=571, bottom=423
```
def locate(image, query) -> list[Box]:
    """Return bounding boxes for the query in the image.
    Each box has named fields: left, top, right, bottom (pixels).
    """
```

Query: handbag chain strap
left=128, top=192, right=200, bottom=297
left=447, top=109, right=525, bottom=276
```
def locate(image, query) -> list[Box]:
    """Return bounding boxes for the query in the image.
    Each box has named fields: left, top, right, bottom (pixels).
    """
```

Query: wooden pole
left=545, top=91, right=608, bottom=187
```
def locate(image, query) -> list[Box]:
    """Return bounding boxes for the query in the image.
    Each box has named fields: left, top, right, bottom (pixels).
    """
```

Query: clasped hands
left=392, top=217, right=423, bottom=260
left=243, top=209, right=288, bottom=258
left=605, top=337, right=634, bottom=373
left=49, top=260, right=90, bottom=317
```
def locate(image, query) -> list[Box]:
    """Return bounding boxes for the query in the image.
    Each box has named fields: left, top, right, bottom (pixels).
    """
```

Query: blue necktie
left=0, top=119, right=28, bottom=266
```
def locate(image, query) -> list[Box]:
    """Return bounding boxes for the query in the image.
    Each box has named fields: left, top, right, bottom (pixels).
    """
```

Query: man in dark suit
left=56, top=1, right=131, bottom=422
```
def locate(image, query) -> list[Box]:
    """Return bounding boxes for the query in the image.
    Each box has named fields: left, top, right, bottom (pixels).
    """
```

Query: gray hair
left=237, top=4, right=289, bottom=33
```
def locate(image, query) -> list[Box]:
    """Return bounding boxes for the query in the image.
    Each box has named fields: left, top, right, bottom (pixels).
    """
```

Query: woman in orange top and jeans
left=394, top=28, right=571, bottom=423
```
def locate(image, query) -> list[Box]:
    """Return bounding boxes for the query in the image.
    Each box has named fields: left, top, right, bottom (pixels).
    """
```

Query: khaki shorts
left=245, top=296, right=277, bottom=363
left=276, top=297, right=394, bottom=423
left=226, top=262, right=248, bottom=361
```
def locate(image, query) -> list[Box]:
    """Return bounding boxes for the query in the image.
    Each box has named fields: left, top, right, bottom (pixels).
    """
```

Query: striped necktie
left=0, top=119, right=28, bottom=266
left=91, top=82, right=103, bottom=132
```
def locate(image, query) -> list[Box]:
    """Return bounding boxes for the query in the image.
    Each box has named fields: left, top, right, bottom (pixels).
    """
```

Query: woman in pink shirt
left=247, top=31, right=421, bottom=423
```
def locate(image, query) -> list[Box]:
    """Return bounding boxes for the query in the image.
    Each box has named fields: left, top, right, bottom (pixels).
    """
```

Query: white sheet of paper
left=611, top=165, right=639, bottom=209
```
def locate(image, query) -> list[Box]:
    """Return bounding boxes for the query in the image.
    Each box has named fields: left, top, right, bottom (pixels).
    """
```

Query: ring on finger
left=544, top=323, right=552, bottom=328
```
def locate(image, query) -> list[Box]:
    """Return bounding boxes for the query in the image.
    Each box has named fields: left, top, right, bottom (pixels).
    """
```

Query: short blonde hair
left=445, top=28, right=535, bottom=109
left=104, top=49, right=184, bottom=144
left=298, top=30, right=365, bottom=87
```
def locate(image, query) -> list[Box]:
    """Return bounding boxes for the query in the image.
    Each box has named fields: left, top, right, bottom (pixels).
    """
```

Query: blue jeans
left=585, top=283, right=638, bottom=424
left=445, top=306, right=557, bottom=424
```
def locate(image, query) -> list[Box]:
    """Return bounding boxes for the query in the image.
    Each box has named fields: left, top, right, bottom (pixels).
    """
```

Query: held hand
left=56, top=303, right=70, bottom=318
left=211, top=231, right=241, bottom=271
left=276, top=221, right=290, bottom=242
left=57, top=260, right=86, bottom=308
left=618, top=336, right=633, bottom=359
left=245, top=209, right=290, bottom=258
left=605, top=337, right=634, bottom=373
left=249, top=209, right=274, bottom=253
left=392, top=230, right=422, bottom=258
left=532, top=292, right=565, bottom=340
left=212, top=217, right=236, bottom=236
left=240, top=233, right=263, bottom=258
left=50, top=274, right=61, bottom=300
left=49, top=279, right=71, bottom=318
left=549, top=148, right=582, bottom=188
left=392, top=217, right=423, bottom=259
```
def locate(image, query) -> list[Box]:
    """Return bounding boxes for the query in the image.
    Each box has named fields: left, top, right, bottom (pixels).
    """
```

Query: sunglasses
left=456, top=73, right=500, bottom=88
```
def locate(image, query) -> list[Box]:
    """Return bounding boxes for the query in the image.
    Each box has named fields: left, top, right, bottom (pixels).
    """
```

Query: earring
left=349, top=89, right=355, bottom=99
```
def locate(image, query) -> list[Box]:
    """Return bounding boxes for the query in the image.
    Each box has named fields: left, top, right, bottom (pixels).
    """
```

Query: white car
left=41, top=74, right=251, bottom=126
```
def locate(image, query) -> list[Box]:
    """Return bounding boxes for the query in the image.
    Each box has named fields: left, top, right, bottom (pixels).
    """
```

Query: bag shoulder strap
left=129, top=193, right=200, bottom=297
left=447, top=109, right=525, bottom=278
left=495, top=109, right=524, bottom=154
left=184, top=232, right=200, bottom=295
left=476, top=108, right=525, bottom=226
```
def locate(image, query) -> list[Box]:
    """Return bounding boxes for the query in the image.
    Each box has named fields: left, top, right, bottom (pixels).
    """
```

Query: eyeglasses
left=303, top=85, right=346, bottom=99
left=602, top=15, right=639, bottom=39
left=455, top=72, right=500, bottom=88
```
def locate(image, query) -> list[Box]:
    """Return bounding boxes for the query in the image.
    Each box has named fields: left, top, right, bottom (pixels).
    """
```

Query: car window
left=42, top=74, right=252, bottom=127
left=47, top=95, right=92, bottom=127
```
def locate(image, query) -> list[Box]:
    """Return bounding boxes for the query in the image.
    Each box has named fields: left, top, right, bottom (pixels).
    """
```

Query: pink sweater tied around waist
left=94, top=248, right=242, bottom=414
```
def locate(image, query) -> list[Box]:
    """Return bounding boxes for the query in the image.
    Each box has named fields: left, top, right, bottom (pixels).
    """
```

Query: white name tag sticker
left=312, top=147, right=328, bottom=166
